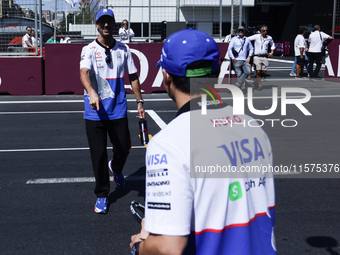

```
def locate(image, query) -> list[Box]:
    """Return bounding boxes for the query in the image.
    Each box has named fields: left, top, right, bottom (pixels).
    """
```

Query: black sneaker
left=257, top=86, right=263, bottom=91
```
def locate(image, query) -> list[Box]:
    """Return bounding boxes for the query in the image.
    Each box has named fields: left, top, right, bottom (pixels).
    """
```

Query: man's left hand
left=268, top=52, right=273, bottom=58
left=137, top=103, right=145, bottom=119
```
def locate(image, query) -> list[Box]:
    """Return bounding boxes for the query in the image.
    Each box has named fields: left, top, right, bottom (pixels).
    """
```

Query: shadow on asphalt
left=106, top=166, right=146, bottom=213
left=306, top=236, right=339, bottom=255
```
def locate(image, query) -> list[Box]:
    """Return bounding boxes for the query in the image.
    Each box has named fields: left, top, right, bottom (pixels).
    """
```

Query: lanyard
left=260, top=35, right=267, bottom=51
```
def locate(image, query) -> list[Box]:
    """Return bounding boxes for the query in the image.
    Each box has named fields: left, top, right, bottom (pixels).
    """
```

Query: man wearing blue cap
left=130, top=29, right=276, bottom=255
left=80, top=8, right=145, bottom=214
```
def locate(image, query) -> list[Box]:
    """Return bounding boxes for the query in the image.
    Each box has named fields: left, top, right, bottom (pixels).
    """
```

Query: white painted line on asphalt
left=0, top=146, right=145, bottom=153
left=146, top=110, right=167, bottom=129
left=0, top=95, right=339, bottom=115
left=0, top=100, right=84, bottom=104
left=269, top=58, right=326, bottom=68
left=269, top=59, right=294, bottom=63
left=0, top=111, right=84, bottom=115
left=0, top=98, right=172, bottom=104
left=131, top=109, right=167, bottom=129
left=26, top=171, right=300, bottom=184
left=26, top=175, right=145, bottom=184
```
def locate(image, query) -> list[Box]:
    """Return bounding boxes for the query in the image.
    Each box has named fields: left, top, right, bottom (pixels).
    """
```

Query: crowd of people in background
left=225, top=23, right=333, bottom=85
left=22, top=26, right=72, bottom=47
left=23, top=21, right=333, bottom=83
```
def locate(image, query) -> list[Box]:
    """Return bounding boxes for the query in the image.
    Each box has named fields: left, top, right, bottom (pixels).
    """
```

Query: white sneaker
left=290, top=73, right=296, bottom=77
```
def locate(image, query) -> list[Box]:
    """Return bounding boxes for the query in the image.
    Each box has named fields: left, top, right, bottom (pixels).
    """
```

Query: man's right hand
left=233, top=59, right=238, bottom=63
left=89, top=92, right=100, bottom=111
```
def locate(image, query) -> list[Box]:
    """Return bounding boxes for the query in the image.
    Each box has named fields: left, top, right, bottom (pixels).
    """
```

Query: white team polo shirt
left=80, top=39, right=137, bottom=121
left=144, top=98, right=276, bottom=255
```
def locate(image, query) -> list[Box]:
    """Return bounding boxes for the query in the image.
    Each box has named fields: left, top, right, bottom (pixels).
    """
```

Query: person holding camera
left=227, top=26, right=254, bottom=94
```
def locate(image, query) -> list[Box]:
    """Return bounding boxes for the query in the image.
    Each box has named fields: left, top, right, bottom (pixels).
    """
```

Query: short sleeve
left=144, top=135, right=193, bottom=236
left=80, top=46, right=92, bottom=71
left=124, top=44, right=137, bottom=74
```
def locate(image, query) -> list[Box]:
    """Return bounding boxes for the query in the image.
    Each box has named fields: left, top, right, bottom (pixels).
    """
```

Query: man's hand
left=137, top=103, right=145, bottom=119
left=268, top=52, right=273, bottom=58
left=246, top=56, right=251, bottom=63
left=89, top=91, right=100, bottom=111
left=130, top=219, right=149, bottom=250
left=233, top=59, right=238, bottom=63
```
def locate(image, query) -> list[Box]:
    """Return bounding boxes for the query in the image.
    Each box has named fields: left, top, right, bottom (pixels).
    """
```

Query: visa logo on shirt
left=218, top=138, right=265, bottom=166
left=147, top=154, right=168, bottom=166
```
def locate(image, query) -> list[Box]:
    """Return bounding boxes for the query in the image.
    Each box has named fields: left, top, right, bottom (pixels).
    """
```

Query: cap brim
left=96, top=14, right=114, bottom=22
left=155, top=60, right=161, bottom=68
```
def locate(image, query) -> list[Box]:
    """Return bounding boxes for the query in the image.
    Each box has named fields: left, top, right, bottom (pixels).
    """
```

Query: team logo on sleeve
left=147, top=202, right=171, bottom=210
left=229, top=181, right=243, bottom=201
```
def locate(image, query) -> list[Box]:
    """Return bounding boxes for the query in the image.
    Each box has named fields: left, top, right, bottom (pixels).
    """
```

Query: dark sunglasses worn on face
left=262, top=30, right=268, bottom=32
left=105, top=48, right=111, bottom=64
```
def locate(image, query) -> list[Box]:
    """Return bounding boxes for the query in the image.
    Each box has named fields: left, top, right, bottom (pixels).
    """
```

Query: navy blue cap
left=156, top=28, right=219, bottom=77
left=96, top=8, right=114, bottom=22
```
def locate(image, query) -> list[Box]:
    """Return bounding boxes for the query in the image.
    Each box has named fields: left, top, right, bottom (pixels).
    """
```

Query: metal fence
left=332, top=0, right=340, bottom=38
left=0, top=0, right=245, bottom=56
left=0, top=0, right=44, bottom=56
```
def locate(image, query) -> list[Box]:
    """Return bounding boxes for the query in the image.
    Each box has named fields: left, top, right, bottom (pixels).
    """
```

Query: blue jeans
left=233, top=60, right=250, bottom=89
left=291, top=55, right=309, bottom=73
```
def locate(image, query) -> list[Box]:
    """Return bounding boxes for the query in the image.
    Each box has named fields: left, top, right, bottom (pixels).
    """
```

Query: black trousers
left=85, top=118, right=131, bottom=198
left=308, top=52, right=323, bottom=78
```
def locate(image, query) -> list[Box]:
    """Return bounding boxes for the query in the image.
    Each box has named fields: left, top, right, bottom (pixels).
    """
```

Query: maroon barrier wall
left=45, top=44, right=85, bottom=95
left=0, top=57, right=43, bottom=95
left=325, top=39, right=340, bottom=82
left=274, top=41, right=290, bottom=56
left=44, top=42, right=230, bottom=95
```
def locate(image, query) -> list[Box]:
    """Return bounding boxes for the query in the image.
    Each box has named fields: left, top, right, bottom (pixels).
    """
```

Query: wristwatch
left=136, top=99, right=144, bottom=104
left=132, top=241, right=141, bottom=255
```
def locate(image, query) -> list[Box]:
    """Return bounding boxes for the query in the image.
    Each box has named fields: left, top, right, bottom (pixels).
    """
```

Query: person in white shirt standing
left=119, top=19, right=135, bottom=43
left=308, top=24, right=333, bottom=79
left=22, top=26, right=34, bottom=48
left=248, top=25, right=275, bottom=91
left=294, top=27, right=307, bottom=78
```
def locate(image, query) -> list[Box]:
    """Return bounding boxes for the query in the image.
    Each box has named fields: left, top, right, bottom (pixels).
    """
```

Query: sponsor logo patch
left=147, top=202, right=171, bottom=210
left=147, top=180, right=170, bottom=186
left=147, top=168, right=168, bottom=178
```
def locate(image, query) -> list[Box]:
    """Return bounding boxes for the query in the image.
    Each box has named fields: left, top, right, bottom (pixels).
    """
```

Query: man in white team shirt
left=130, top=28, right=276, bottom=255
left=80, top=8, right=145, bottom=214
left=308, top=24, right=333, bottom=79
